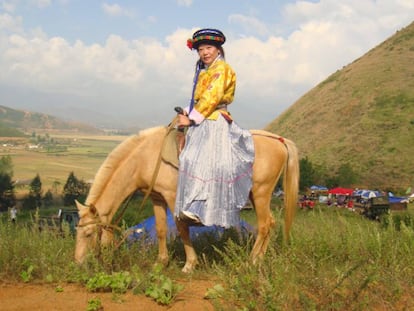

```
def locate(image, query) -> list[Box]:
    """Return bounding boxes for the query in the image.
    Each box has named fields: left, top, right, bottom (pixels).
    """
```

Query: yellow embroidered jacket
left=192, top=58, right=235, bottom=121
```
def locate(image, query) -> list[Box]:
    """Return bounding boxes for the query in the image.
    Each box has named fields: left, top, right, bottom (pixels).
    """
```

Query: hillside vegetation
left=266, top=21, right=414, bottom=190
left=0, top=105, right=103, bottom=134
left=0, top=123, right=26, bottom=137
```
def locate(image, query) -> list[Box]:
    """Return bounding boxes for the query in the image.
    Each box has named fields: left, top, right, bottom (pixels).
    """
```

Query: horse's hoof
left=181, top=263, right=195, bottom=273
left=156, top=258, right=169, bottom=268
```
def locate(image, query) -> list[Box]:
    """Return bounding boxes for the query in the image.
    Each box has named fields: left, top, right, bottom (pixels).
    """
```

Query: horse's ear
left=89, top=203, right=98, bottom=216
left=75, top=200, right=85, bottom=211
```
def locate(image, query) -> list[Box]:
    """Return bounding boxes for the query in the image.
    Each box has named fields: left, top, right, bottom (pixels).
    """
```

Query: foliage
left=20, top=264, right=34, bottom=283
left=299, top=157, right=359, bottom=189
left=86, top=271, right=133, bottom=294
left=0, top=156, right=16, bottom=212
left=43, top=189, right=54, bottom=207
left=86, top=298, right=103, bottom=311
left=62, top=171, right=90, bottom=206
left=0, top=172, right=16, bottom=212
left=213, top=206, right=414, bottom=310
left=265, top=22, right=414, bottom=189
left=144, top=264, right=183, bottom=305
left=0, top=155, right=13, bottom=176
left=2, top=202, right=414, bottom=309
left=336, top=163, right=359, bottom=187
left=299, top=156, right=316, bottom=190
left=22, top=174, right=43, bottom=210
left=0, top=123, right=25, bottom=137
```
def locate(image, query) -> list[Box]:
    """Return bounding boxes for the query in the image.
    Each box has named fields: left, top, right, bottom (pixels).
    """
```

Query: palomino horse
left=75, top=126, right=299, bottom=273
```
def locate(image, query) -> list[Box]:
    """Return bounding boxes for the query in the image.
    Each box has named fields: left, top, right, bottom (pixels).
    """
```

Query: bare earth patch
left=0, top=280, right=216, bottom=311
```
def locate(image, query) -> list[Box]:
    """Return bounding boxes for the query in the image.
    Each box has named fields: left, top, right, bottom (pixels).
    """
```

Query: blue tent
left=310, top=185, right=328, bottom=191
left=127, top=209, right=254, bottom=243
left=388, top=196, right=407, bottom=204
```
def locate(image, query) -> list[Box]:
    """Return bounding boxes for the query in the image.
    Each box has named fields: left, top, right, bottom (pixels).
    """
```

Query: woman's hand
left=177, top=114, right=192, bottom=128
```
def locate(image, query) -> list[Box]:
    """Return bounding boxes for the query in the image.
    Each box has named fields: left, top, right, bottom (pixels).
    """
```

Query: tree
left=0, top=173, right=16, bottom=212
left=0, top=155, right=13, bottom=177
left=23, top=174, right=43, bottom=210
left=0, top=156, right=15, bottom=212
left=43, top=189, right=54, bottom=207
left=52, top=180, right=61, bottom=195
left=299, top=157, right=316, bottom=191
left=63, top=172, right=89, bottom=206
left=336, top=163, right=358, bottom=187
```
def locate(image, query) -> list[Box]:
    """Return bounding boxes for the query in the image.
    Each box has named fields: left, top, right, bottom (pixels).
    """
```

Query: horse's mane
left=85, top=126, right=166, bottom=205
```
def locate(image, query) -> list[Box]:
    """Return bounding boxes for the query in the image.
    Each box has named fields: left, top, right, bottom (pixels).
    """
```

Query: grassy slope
left=265, top=21, right=414, bottom=189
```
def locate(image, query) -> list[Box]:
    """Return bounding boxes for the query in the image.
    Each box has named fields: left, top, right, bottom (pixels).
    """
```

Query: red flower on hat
left=187, top=38, right=193, bottom=50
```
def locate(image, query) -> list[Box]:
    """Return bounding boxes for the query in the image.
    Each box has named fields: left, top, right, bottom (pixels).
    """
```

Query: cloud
left=0, top=12, right=23, bottom=33
left=1, top=0, right=16, bottom=12
left=30, top=0, right=51, bottom=8
left=0, top=21, right=195, bottom=126
left=228, top=14, right=270, bottom=37
left=176, top=0, right=192, bottom=7
left=101, top=3, right=134, bottom=18
left=0, top=1, right=413, bottom=129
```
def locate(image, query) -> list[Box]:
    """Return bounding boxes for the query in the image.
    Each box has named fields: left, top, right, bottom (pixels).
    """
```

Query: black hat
left=187, top=28, right=226, bottom=50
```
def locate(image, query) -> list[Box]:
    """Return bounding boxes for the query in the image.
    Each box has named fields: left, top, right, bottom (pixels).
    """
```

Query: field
left=2, top=203, right=414, bottom=310
left=0, top=133, right=127, bottom=192
left=2, top=132, right=414, bottom=310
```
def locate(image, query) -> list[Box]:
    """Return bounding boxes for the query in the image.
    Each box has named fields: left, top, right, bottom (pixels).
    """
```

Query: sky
left=0, top=1, right=413, bottom=130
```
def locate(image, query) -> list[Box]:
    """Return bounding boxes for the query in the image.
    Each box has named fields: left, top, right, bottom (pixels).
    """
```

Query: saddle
left=161, top=128, right=185, bottom=168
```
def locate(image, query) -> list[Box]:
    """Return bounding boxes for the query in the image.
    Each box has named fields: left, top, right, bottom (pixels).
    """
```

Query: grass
left=1, top=129, right=414, bottom=309
left=1, top=203, right=414, bottom=310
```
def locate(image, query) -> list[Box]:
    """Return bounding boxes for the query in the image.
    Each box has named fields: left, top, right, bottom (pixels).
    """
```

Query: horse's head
left=74, top=200, right=100, bottom=264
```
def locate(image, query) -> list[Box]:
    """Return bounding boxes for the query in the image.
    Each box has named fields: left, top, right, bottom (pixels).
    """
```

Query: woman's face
left=197, top=44, right=220, bottom=66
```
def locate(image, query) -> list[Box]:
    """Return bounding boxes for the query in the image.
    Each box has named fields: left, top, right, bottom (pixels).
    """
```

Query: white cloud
left=30, top=0, right=51, bottom=8
left=1, top=0, right=16, bottom=12
left=102, top=3, right=133, bottom=18
left=0, top=12, right=23, bottom=33
left=0, top=1, right=413, bottom=129
left=176, top=0, right=192, bottom=7
left=228, top=14, right=270, bottom=37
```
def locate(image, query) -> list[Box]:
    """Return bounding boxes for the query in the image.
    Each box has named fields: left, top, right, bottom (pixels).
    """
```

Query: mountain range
left=1, top=22, right=413, bottom=190
left=266, top=21, right=414, bottom=190
left=0, top=105, right=103, bottom=136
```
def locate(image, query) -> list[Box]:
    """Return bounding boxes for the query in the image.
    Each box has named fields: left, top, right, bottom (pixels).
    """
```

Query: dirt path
left=0, top=280, right=216, bottom=311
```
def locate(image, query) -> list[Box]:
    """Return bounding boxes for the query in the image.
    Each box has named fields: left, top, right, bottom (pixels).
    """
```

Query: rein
left=112, top=115, right=180, bottom=225
left=79, top=114, right=181, bottom=249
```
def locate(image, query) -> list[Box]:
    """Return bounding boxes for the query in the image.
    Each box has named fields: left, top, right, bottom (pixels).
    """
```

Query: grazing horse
left=75, top=126, right=299, bottom=273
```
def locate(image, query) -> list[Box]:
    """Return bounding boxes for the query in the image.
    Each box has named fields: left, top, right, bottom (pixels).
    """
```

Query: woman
left=174, top=28, right=254, bottom=228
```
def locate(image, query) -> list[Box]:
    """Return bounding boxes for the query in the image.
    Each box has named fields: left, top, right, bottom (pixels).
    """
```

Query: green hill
left=0, top=105, right=103, bottom=135
left=265, top=21, right=414, bottom=190
left=0, top=123, right=26, bottom=137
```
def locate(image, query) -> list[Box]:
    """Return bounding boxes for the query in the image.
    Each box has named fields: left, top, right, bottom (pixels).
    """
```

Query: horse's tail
left=282, top=138, right=299, bottom=240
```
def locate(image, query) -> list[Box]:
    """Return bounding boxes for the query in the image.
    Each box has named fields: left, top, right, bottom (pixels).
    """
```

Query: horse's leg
left=250, top=191, right=275, bottom=264
left=152, top=197, right=169, bottom=267
left=175, top=219, right=198, bottom=273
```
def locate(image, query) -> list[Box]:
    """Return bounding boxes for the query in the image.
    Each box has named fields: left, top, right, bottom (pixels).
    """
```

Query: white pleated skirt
left=174, top=115, right=255, bottom=227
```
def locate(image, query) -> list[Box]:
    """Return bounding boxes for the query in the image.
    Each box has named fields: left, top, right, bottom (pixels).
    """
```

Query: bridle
left=76, top=114, right=181, bottom=251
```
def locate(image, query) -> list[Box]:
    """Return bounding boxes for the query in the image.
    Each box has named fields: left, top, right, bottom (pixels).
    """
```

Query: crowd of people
left=299, top=192, right=356, bottom=211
